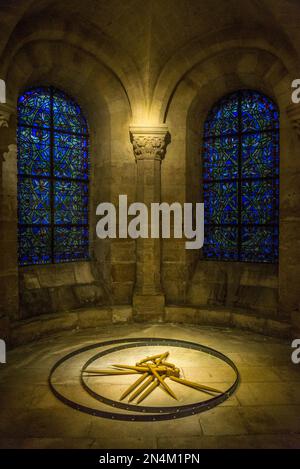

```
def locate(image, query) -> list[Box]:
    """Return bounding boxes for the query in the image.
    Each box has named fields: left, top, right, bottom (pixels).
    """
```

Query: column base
left=133, top=293, right=165, bottom=322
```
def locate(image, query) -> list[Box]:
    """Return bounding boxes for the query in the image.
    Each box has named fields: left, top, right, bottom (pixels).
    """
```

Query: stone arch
left=1, top=38, right=136, bottom=319
left=151, top=26, right=298, bottom=123
left=161, top=45, right=299, bottom=316
left=0, top=11, right=146, bottom=122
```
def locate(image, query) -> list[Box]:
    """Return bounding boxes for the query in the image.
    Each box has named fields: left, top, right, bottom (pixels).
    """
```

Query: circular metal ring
left=49, top=337, right=240, bottom=421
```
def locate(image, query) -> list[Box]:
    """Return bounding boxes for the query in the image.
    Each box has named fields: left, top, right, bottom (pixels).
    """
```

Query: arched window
left=17, top=87, right=89, bottom=265
left=202, top=90, right=279, bottom=263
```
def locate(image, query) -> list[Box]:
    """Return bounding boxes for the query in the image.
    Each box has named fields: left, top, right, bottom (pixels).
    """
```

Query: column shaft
left=130, top=125, right=170, bottom=320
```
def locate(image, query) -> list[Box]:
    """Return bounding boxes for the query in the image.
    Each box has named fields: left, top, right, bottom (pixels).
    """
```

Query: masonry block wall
left=0, top=0, right=299, bottom=339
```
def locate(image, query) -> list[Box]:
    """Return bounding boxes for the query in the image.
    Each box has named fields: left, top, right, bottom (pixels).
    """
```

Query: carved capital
left=0, top=103, right=15, bottom=128
left=129, top=125, right=170, bottom=161
left=287, top=104, right=300, bottom=137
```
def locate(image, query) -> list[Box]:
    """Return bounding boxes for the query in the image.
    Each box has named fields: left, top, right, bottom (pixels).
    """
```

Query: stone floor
left=0, top=322, right=300, bottom=449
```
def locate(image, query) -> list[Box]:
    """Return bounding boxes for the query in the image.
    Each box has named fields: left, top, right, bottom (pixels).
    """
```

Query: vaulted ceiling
left=0, top=0, right=299, bottom=115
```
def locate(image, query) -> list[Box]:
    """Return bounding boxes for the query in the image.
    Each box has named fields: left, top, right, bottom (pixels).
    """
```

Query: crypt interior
left=0, top=0, right=300, bottom=449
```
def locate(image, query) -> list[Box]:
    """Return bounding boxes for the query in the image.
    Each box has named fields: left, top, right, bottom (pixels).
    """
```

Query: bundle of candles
left=83, top=352, right=222, bottom=404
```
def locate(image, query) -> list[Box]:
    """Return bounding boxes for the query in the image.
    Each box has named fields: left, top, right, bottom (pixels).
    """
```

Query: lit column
left=129, top=125, right=170, bottom=321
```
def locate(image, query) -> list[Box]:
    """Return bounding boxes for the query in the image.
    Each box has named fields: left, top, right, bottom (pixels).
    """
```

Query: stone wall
left=19, top=262, right=106, bottom=319
left=1, top=0, right=300, bottom=336
left=9, top=305, right=291, bottom=347
left=186, top=261, right=278, bottom=318
left=161, top=45, right=300, bottom=321
left=0, top=39, right=134, bottom=323
left=0, top=107, right=18, bottom=324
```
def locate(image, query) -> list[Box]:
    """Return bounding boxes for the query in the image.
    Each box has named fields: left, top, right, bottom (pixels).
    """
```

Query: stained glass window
left=202, top=90, right=279, bottom=263
left=17, top=87, right=89, bottom=265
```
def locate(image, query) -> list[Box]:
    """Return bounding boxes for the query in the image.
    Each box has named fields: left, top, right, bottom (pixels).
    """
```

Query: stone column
left=129, top=125, right=170, bottom=321
left=0, top=102, right=18, bottom=340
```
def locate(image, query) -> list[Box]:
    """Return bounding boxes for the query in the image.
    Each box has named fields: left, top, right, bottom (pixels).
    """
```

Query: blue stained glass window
left=203, top=90, right=279, bottom=263
left=18, top=87, right=89, bottom=265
